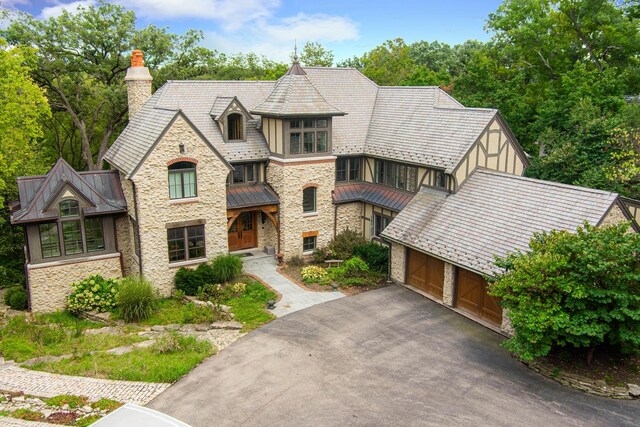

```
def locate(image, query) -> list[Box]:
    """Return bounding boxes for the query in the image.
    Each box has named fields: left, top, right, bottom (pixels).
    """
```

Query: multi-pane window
left=168, top=162, right=197, bottom=199
left=373, top=214, right=391, bottom=237
left=62, top=220, right=83, bottom=255
left=85, top=218, right=105, bottom=252
left=289, top=118, right=329, bottom=155
left=39, top=223, right=60, bottom=258
left=167, top=225, right=206, bottom=263
left=228, top=163, right=257, bottom=185
left=336, top=157, right=362, bottom=182
left=227, top=113, right=244, bottom=140
left=303, top=236, right=317, bottom=252
left=37, top=199, right=110, bottom=260
left=374, top=160, right=417, bottom=192
left=435, top=171, right=446, bottom=188
left=302, top=187, right=316, bottom=213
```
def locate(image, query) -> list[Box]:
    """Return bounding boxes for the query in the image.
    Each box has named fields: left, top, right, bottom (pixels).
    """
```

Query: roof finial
left=293, top=40, right=298, bottom=62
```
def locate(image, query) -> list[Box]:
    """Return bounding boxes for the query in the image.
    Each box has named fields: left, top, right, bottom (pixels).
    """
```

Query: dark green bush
left=195, top=263, right=217, bottom=285
left=116, top=277, right=157, bottom=323
left=211, top=254, right=243, bottom=283
left=353, top=243, right=389, bottom=273
left=327, top=230, right=367, bottom=259
left=4, top=286, right=28, bottom=310
left=174, top=268, right=201, bottom=296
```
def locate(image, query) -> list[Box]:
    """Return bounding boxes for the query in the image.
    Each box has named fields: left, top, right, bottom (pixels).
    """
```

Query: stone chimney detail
left=125, top=49, right=153, bottom=118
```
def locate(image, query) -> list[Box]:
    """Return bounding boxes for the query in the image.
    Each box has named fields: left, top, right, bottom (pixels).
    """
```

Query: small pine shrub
left=328, top=230, right=367, bottom=259
left=195, top=262, right=217, bottom=285
left=116, top=277, right=157, bottom=323
left=300, top=266, right=329, bottom=284
left=4, top=286, right=27, bottom=310
left=174, top=267, right=201, bottom=296
left=67, top=275, right=119, bottom=314
left=211, top=254, right=243, bottom=283
left=353, top=243, right=389, bottom=273
left=287, top=255, right=305, bottom=267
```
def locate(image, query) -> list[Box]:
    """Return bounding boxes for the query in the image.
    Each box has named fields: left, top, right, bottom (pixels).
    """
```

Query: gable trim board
left=597, top=199, right=640, bottom=233
left=127, top=111, right=233, bottom=180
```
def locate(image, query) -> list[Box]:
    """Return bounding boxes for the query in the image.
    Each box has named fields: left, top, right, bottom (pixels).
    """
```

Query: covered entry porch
left=226, top=184, right=280, bottom=253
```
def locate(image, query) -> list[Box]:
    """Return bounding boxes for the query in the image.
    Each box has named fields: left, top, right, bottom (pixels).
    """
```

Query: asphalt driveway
left=149, top=286, right=639, bottom=426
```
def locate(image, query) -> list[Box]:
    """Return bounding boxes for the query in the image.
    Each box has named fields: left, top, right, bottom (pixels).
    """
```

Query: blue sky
left=3, top=0, right=503, bottom=62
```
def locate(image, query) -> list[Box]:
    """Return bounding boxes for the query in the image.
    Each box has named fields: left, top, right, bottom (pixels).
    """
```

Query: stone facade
left=389, top=242, right=406, bottom=284
left=124, top=62, right=152, bottom=119
left=132, top=116, right=230, bottom=294
left=335, top=202, right=362, bottom=236
left=27, top=254, right=122, bottom=312
left=267, top=158, right=336, bottom=259
left=256, top=216, right=278, bottom=252
left=443, top=262, right=455, bottom=306
left=599, top=203, right=629, bottom=227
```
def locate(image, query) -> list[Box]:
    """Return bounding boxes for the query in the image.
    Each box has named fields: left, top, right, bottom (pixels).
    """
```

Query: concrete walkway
left=242, top=254, right=344, bottom=317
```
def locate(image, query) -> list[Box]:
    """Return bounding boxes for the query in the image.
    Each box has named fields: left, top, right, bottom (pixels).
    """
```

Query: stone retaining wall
left=523, top=360, right=640, bottom=399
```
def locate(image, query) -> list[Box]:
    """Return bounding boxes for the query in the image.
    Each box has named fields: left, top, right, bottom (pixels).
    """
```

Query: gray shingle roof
left=250, top=72, right=345, bottom=117
left=382, top=169, right=619, bottom=276
left=105, top=66, right=505, bottom=176
left=11, top=158, right=126, bottom=224
left=365, top=87, right=497, bottom=172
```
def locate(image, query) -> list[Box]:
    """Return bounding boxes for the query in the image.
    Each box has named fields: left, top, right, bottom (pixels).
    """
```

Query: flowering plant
left=67, top=275, right=120, bottom=313
left=301, top=266, right=329, bottom=283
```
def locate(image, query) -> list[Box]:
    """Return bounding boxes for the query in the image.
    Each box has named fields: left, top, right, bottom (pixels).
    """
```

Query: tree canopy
left=490, top=221, right=640, bottom=362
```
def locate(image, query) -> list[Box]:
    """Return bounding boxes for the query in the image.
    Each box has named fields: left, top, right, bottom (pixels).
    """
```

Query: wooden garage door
left=406, top=249, right=444, bottom=300
left=456, top=269, right=502, bottom=326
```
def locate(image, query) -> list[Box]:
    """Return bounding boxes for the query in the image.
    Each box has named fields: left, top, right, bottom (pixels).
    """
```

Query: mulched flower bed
left=280, top=265, right=389, bottom=296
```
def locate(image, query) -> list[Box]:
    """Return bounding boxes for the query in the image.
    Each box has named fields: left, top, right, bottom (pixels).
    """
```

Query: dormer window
left=60, top=200, right=80, bottom=217
left=288, top=118, right=330, bottom=155
left=227, top=113, right=244, bottom=141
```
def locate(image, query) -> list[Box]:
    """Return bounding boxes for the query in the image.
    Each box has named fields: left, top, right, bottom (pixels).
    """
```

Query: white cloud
left=205, top=13, right=359, bottom=62
left=116, top=0, right=280, bottom=31
left=38, top=0, right=95, bottom=19
left=2, top=0, right=31, bottom=6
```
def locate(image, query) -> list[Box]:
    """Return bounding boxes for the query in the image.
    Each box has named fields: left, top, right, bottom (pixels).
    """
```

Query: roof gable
left=382, top=169, right=619, bottom=276
left=11, top=158, right=126, bottom=224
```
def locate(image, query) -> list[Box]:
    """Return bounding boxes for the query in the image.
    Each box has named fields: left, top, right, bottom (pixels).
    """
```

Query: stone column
left=125, top=50, right=153, bottom=119
left=442, top=263, right=455, bottom=306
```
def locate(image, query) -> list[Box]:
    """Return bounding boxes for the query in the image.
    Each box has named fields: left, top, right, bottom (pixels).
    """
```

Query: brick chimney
left=125, top=50, right=153, bottom=118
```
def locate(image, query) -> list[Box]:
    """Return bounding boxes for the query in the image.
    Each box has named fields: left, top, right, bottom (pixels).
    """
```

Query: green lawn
left=226, top=281, right=277, bottom=332
left=138, top=298, right=221, bottom=325
left=0, top=315, right=146, bottom=363
left=29, top=335, right=215, bottom=383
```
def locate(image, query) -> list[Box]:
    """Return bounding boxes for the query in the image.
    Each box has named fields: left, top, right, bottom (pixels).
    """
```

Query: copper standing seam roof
left=226, top=184, right=280, bottom=209
left=332, top=182, right=416, bottom=212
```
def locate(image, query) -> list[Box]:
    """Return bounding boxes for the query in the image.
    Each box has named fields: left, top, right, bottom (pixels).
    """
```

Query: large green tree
left=295, top=41, right=334, bottom=67
left=490, top=222, right=640, bottom=363
left=0, top=38, right=51, bottom=288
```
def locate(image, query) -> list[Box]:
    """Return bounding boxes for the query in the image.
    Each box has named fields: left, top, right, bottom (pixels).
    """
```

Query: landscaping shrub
left=300, top=266, right=329, bottom=284
left=353, top=243, right=389, bottom=273
left=67, top=275, right=119, bottom=314
left=327, top=230, right=367, bottom=259
left=287, top=255, right=305, bottom=267
left=174, top=267, right=200, bottom=296
left=198, top=282, right=246, bottom=304
left=4, top=286, right=27, bottom=310
left=210, top=254, right=243, bottom=283
left=45, top=394, right=88, bottom=408
left=312, top=247, right=333, bottom=263
left=490, top=222, right=640, bottom=362
left=342, top=257, right=369, bottom=276
left=116, top=277, right=157, bottom=323
left=195, top=262, right=217, bottom=285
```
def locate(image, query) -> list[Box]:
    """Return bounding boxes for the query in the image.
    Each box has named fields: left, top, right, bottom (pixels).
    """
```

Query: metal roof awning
left=333, top=182, right=415, bottom=212
left=226, top=184, right=279, bottom=210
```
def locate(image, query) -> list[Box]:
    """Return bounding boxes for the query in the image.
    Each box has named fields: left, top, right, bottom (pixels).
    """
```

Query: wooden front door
left=406, top=249, right=445, bottom=300
left=228, top=212, right=257, bottom=251
left=456, top=269, right=502, bottom=326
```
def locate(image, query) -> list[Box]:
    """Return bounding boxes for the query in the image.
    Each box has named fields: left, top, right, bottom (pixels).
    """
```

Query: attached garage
left=406, top=249, right=444, bottom=300
left=455, top=269, right=502, bottom=326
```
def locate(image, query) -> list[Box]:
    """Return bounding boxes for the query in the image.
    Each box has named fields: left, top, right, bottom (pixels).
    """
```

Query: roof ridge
left=434, top=106, right=498, bottom=113
left=164, top=79, right=276, bottom=84
left=301, top=74, right=343, bottom=114
left=475, top=169, right=619, bottom=197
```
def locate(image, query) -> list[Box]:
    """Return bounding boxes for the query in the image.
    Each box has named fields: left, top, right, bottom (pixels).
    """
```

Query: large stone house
left=11, top=51, right=640, bottom=332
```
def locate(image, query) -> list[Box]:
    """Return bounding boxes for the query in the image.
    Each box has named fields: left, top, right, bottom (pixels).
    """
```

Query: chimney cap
left=131, top=50, right=144, bottom=67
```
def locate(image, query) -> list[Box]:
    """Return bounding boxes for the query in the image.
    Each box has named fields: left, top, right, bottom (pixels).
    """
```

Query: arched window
left=227, top=113, right=244, bottom=141
left=302, top=187, right=316, bottom=213
left=168, top=161, right=197, bottom=199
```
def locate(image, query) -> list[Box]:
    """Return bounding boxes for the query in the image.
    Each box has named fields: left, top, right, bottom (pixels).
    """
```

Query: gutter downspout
left=132, top=181, right=143, bottom=277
